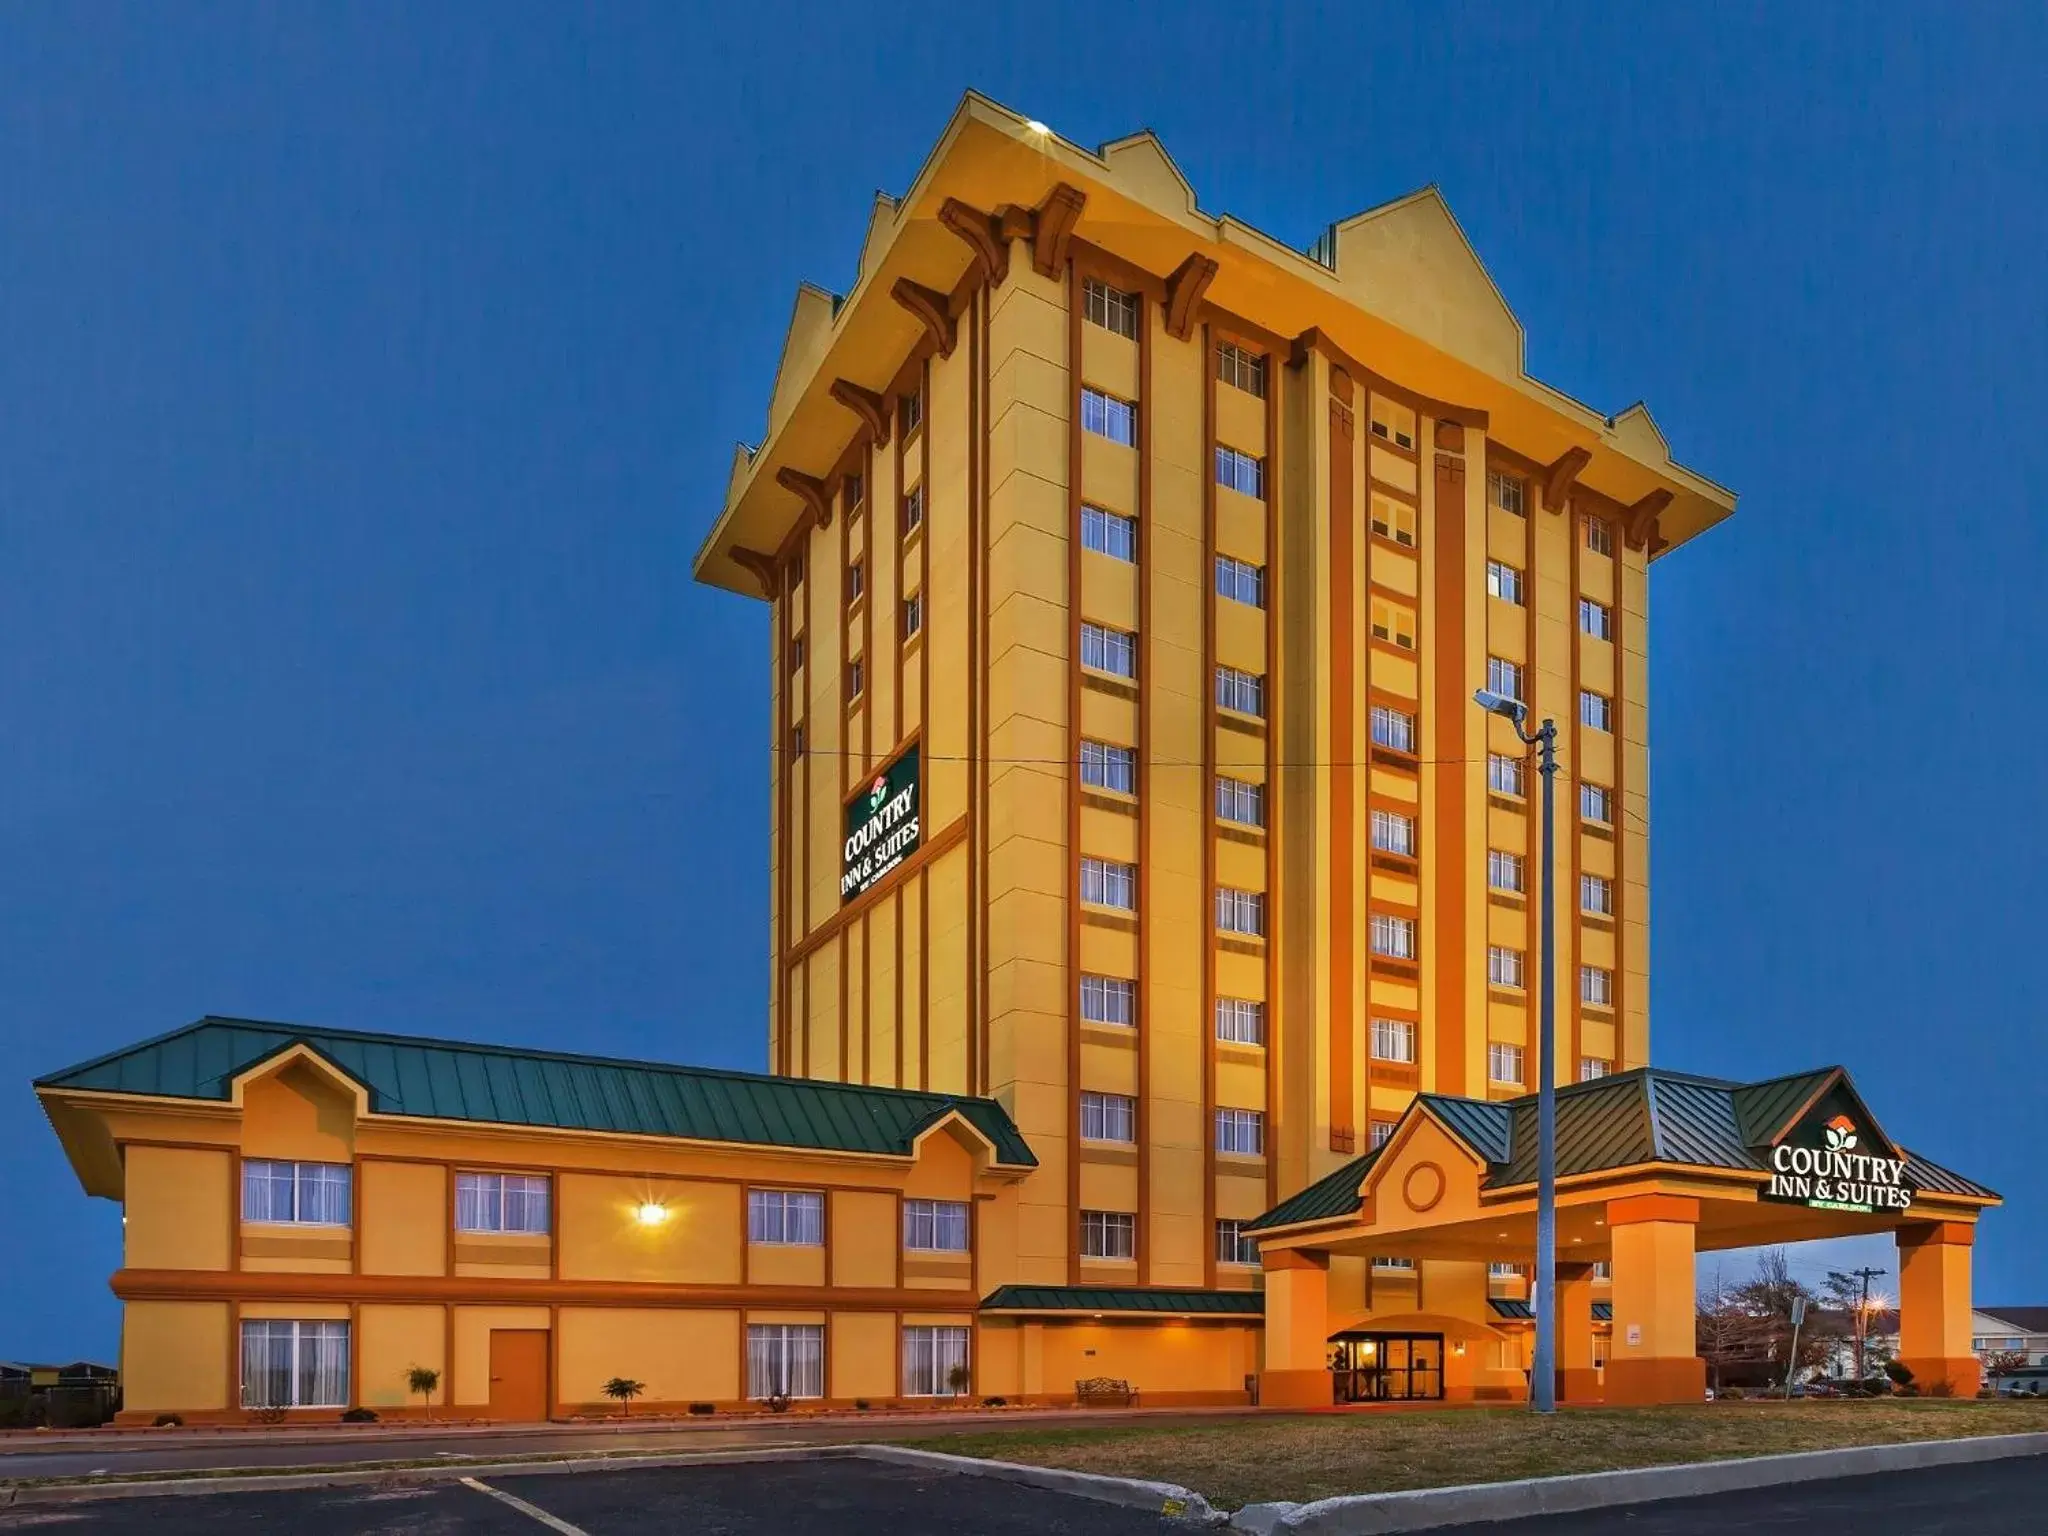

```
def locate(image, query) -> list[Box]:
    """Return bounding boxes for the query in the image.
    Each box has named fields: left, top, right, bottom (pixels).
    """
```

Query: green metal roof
left=980, top=1285, right=1263, bottom=1316
left=1248, top=1065, right=1997, bottom=1232
left=37, top=1016, right=1036, bottom=1168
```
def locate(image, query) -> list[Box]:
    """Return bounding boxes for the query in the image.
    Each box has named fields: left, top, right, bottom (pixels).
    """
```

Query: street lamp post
left=1475, top=688, right=1558, bottom=1415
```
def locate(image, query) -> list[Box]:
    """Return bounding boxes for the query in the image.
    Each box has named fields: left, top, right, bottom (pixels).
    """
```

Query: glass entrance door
left=1329, top=1333, right=1446, bottom=1402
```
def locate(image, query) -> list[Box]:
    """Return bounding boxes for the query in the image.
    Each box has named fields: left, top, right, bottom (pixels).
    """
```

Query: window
left=1081, top=974, right=1136, bottom=1027
left=240, top=1320, right=348, bottom=1409
left=1080, top=1091, right=1138, bottom=1143
left=1371, top=704, right=1417, bottom=754
left=1216, top=340, right=1267, bottom=397
left=1215, top=665, right=1266, bottom=717
left=1371, top=1016, right=1418, bottom=1064
left=1585, top=515, right=1614, bottom=556
left=1373, top=1256, right=1417, bottom=1272
left=747, top=1323, right=824, bottom=1400
left=788, top=635, right=805, bottom=675
left=1581, top=782, right=1614, bottom=825
left=900, top=389, right=923, bottom=435
left=1581, top=965, right=1614, bottom=1007
left=902, top=484, right=925, bottom=534
left=1081, top=739, right=1138, bottom=794
left=1214, top=553, right=1266, bottom=607
left=1579, top=597, right=1613, bottom=640
left=1371, top=494, right=1417, bottom=547
left=847, top=657, right=865, bottom=699
left=1486, top=560, right=1525, bottom=605
left=1371, top=808, right=1417, bottom=857
left=1080, top=1210, right=1135, bottom=1260
left=747, top=1189, right=824, bottom=1246
left=790, top=550, right=805, bottom=585
left=1489, top=945, right=1526, bottom=989
left=1488, top=849, right=1526, bottom=894
left=1369, top=1119, right=1398, bottom=1149
left=1371, top=597, right=1417, bottom=650
left=1216, top=886, right=1266, bottom=937
left=847, top=559, right=865, bottom=602
left=1489, top=1262, right=1522, bottom=1278
left=902, top=1325, right=971, bottom=1397
left=1581, top=873, right=1613, bottom=915
left=1486, top=656, right=1525, bottom=703
left=1083, top=277, right=1139, bottom=339
left=1581, top=1057, right=1613, bottom=1081
left=903, top=593, right=924, bottom=639
left=241, top=1160, right=351, bottom=1226
left=1081, top=504, right=1138, bottom=562
left=1488, top=753, right=1526, bottom=797
left=1215, top=775, right=1265, bottom=827
left=1370, top=912, right=1418, bottom=960
left=1082, top=388, right=1137, bottom=446
left=1593, top=1261, right=1611, bottom=1280
left=1369, top=399, right=1416, bottom=450
left=1081, top=621, right=1137, bottom=679
left=1488, top=1042, right=1526, bottom=1086
left=1580, top=690, right=1613, bottom=732
left=790, top=724, right=806, bottom=761
left=1488, top=470, right=1526, bottom=516
left=1215, top=1108, right=1265, bottom=1156
left=1215, top=1219, right=1260, bottom=1267
left=1215, top=445, right=1265, bottom=498
left=455, top=1172, right=550, bottom=1235
left=903, top=1199, right=970, bottom=1252
left=1215, top=997, right=1265, bottom=1046
left=1081, top=856, right=1137, bottom=911
left=845, top=472, right=864, bottom=510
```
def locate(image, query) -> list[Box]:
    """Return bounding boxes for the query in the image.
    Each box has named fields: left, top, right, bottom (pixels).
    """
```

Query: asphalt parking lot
left=0, top=1457, right=1185, bottom=1534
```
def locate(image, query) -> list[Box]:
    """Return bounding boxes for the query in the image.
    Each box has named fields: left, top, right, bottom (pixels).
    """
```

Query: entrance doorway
left=1330, top=1332, right=1445, bottom=1402
left=487, top=1329, right=550, bottom=1422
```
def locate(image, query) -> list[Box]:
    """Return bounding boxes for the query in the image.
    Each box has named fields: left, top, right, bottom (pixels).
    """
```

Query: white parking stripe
left=459, top=1476, right=593, bottom=1535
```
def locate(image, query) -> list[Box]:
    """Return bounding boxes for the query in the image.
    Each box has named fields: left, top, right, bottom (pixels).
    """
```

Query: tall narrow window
left=1080, top=621, right=1138, bottom=679
left=1080, top=1091, right=1137, bottom=1143
left=1081, top=739, right=1138, bottom=794
left=902, top=1199, right=970, bottom=1252
left=1214, top=554, right=1266, bottom=607
left=1580, top=690, right=1613, bottom=732
left=1488, top=946, right=1526, bottom=989
left=1083, top=278, right=1140, bottom=339
left=900, top=389, right=923, bottom=436
left=1370, top=598, right=1416, bottom=650
left=1214, top=665, right=1266, bottom=717
left=1371, top=705, right=1417, bottom=754
left=1488, top=753, right=1527, bottom=797
left=241, top=1161, right=351, bottom=1227
left=902, top=593, right=923, bottom=639
left=240, top=1320, right=349, bottom=1409
left=901, top=1326, right=971, bottom=1397
left=1585, top=515, right=1614, bottom=556
left=847, top=559, right=865, bottom=602
left=1579, top=597, right=1613, bottom=640
left=1214, top=775, right=1265, bottom=827
left=1080, top=974, right=1136, bottom=1027
left=1081, top=505, right=1138, bottom=562
left=1215, top=1108, right=1265, bottom=1156
left=1488, top=1042, right=1526, bottom=1086
left=1488, top=470, right=1526, bottom=516
left=1370, top=912, right=1418, bottom=960
left=1214, top=445, right=1265, bottom=498
left=1215, top=997, right=1265, bottom=1045
left=1215, top=1219, right=1260, bottom=1266
left=1371, top=494, right=1417, bottom=547
left=1486, top=560, right=1525, bottom=604
left=1581, top=965, right=1615, bottom=1007
left=1488, top=849, right=1526, bottom=894
left=747, top=1324, right=824, bottom=1400
left=1581, top=873, right=1613, bottom=915
left=1371, top=1016, right=1418, bottom=1064
left=1370, top=1119, right=1398, bottom=1149
left=1486, top=656, right=1525, bottom=703
left=1371, top=808, right=1417, bottom=857
left=1581, top=782, right=1614, bottom=825
left=1215, top=887, right=1266, bottom=936
left=1081, top=388, right=1137, bottom=446
left=1080, top=1210, right=1135, bottom=1260
left=1216, top=341, right=1267, bottom=397
left=846, top=657, right=865, bottom=700
left=789, top=634, right=806, bottom=675
left=902, top=484, right=925, bottom=534
left=747, top=1189, right=824, bottom=1246
left=1081, top=857, right=1137, bottom=911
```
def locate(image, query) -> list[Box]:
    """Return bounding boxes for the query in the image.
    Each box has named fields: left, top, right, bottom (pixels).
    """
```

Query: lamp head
left=1472, top=688, right=1528, bottom=729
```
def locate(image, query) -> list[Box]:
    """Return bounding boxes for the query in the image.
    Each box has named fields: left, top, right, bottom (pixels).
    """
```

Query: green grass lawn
left=899, top=1399, right=2048, bottom=1510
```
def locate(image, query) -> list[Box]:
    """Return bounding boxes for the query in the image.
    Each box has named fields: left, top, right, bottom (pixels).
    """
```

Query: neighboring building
left=1974, top=1307, right=2048, bottom=1368
left=36, top=95, right=2003, bottom=1420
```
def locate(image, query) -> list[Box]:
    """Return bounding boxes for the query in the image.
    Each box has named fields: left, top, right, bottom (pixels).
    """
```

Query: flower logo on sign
left=869, top=776, right=887, bottom=811
left=1824, top=1115, right=1857, bottom=1152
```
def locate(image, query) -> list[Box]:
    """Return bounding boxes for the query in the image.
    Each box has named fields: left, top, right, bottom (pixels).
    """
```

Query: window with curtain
left=902, top=1199, right=969, bottom=1252
left=902, top=1326, right=971, bottom=1396
left=241, top=1160, right=351, bottom=1226
left=747, top=1189, right=824, bottom=1246
left=454, top=1172, right=550, bottom=1234
left=240, top=1319, right=349, bottom=1408
left=746, top=1323, right=824, bottom=1399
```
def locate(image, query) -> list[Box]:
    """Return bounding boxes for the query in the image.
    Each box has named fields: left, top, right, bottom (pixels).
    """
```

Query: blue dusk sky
left=3, top=4, right=2043, bottom=1359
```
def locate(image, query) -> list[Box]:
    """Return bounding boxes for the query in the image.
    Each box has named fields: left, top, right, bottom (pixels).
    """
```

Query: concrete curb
left=1236, top=1431, right=2048, bottom=1533
left=857, top=1443, right=1225, bottom=1525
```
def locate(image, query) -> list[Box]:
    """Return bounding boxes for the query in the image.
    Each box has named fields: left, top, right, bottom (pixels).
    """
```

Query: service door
left=487, top=1329, right=550, bottom=1422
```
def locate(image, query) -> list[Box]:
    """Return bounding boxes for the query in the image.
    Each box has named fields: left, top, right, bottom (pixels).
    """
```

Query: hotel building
left=38, top=96, right=1999, bottom=1421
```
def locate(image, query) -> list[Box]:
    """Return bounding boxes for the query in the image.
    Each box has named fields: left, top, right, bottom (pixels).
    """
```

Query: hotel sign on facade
left=841, top=746, right=920, bottom=902
left=1761, top=1087, right=1917, bottom=1214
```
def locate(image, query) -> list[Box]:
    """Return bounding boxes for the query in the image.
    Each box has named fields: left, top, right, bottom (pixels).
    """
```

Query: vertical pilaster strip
left=1431, top=440, right=1469, bottom=1095
left=775, top=570, right=791, bottom=1077
left=1524, top=468, right=1541, bottom=1090
left=974, top=284, right=992, bottom=1095
left=1136, top=282, right=1154, bottom=1286
left=1614, top=525, right=1633, bottom=1066
left=801, top=524, right=814, bottom=1080
left=1200, top=319, right=1218, bottom=1291
left=863, top=449, right=875, bottom=1084
left=1065, top=261, right=1085, bottom=1287
left=1263, top=336, right=1281, bottom=1211
left=1327, top=369, right=1355, bottom=1148
left=964, top=305, right=982, bottom=1099
left=919, top=357, right=934, bottom=1089
left=895, top=886, right=906, bottom=1090
left=1567, top=492, right=1586, bottom=1078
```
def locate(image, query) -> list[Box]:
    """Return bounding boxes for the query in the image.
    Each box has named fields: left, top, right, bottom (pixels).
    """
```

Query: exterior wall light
left=635, top=1202, right=669, bottom=1226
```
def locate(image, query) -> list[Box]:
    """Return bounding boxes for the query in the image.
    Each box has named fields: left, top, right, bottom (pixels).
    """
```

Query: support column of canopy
left=1896, top=1221, right=1980, bottom=1397
left=1604, top=1194, right=1705, bottom=1405
left=1258, top=1248, right=1332, bottom=1408
left=1555, top=1261, right=1602, bottom=1404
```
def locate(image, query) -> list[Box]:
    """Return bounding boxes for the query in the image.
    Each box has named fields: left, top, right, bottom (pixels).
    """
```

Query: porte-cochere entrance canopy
left=1246, top=1065, right=1999, bottom=1408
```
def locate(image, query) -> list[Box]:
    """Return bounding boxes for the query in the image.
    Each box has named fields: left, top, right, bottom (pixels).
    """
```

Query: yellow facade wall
left=358, top=1304, right=447, bottom=1409
left=124, top=1145, right=231, bottom=1271
left=359, top=1160, right=447, bottom=1276
left=558, top=1173, right=741, bottom=1285
left=558, top=1307, right=740, bottom=1406
left=123, top=1300, right=229, bottom=1413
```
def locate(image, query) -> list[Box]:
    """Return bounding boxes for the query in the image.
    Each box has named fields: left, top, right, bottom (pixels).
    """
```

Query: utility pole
left=1848, top=1265, right=1887, bottom=1381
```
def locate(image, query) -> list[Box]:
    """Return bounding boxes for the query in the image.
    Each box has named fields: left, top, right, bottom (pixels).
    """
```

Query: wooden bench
left=1075, top=1377, right=1139, bottom=1408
